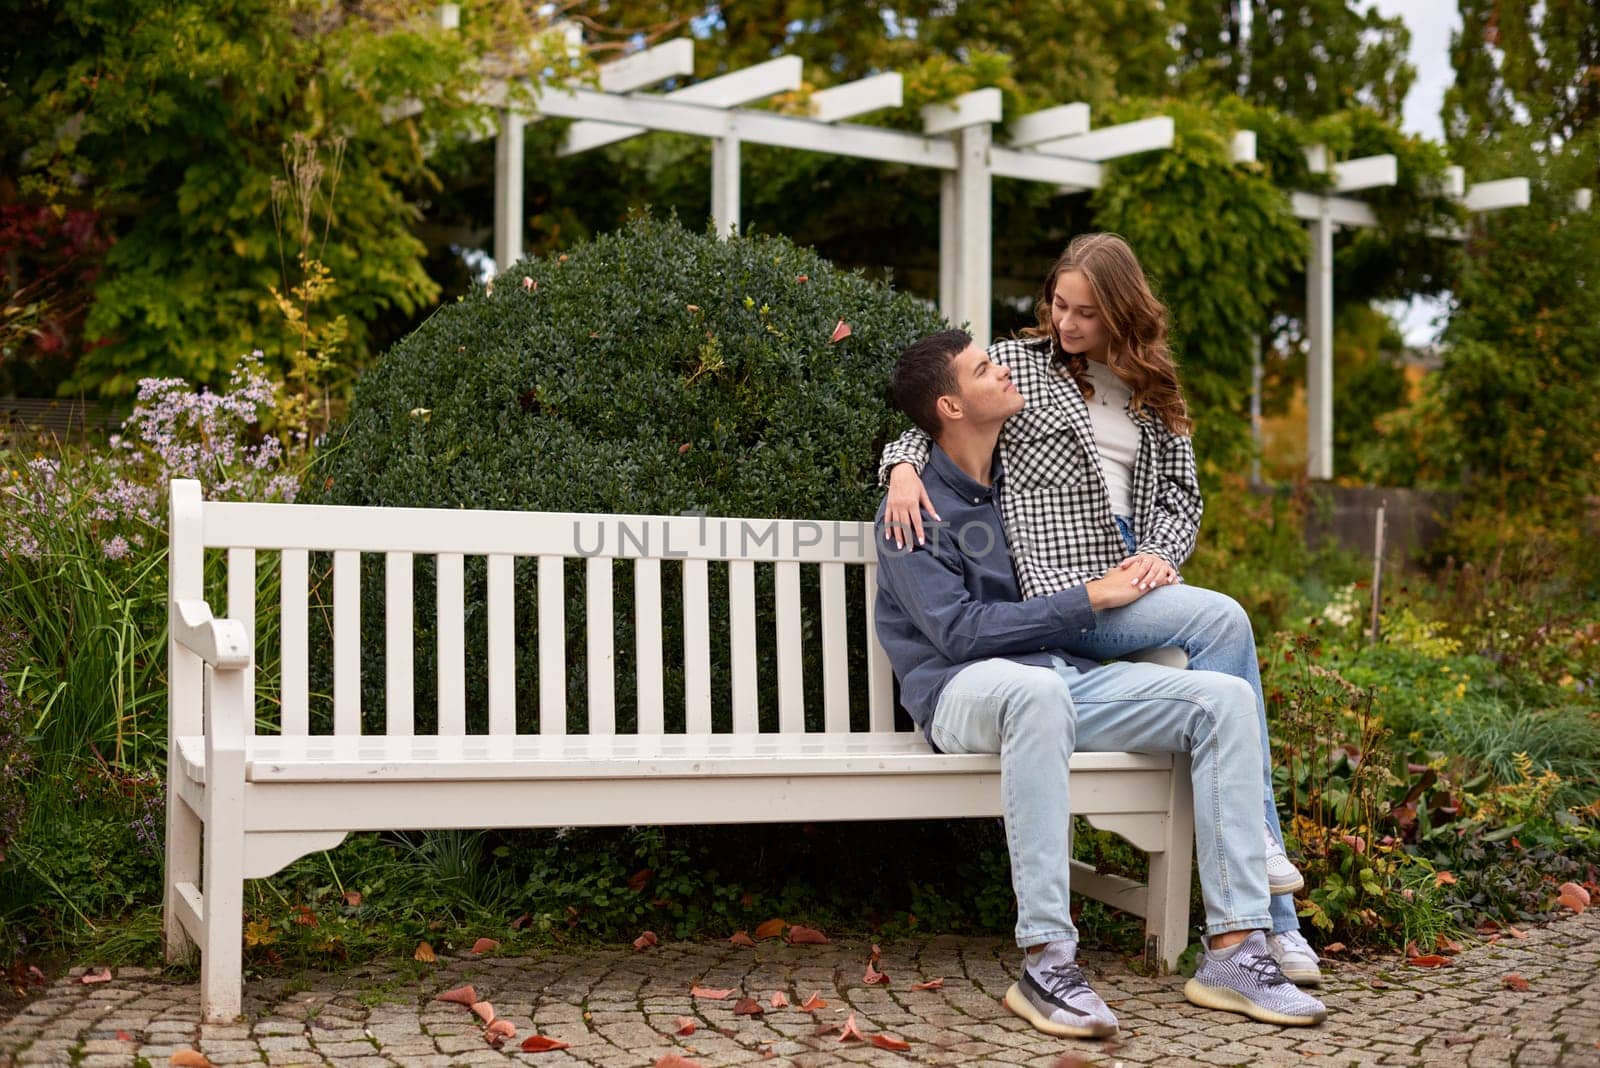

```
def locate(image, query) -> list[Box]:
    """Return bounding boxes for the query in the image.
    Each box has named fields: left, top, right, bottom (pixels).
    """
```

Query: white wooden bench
left=161, top=477, right=1196, bottom=1021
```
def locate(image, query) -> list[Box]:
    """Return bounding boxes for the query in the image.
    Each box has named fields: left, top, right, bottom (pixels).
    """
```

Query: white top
left=1081, top=359, right=1139, bottom=518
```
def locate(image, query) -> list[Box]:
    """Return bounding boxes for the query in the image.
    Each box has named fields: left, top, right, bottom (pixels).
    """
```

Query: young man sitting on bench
left=872, top=329, right=1328, bottom=1038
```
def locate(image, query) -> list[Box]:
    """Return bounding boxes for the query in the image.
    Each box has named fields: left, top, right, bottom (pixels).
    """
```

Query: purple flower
left=101, top=535, right=130, bottom=560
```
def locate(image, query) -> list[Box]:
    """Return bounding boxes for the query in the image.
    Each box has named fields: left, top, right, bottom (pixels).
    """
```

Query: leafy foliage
left=0, top=0, right=571, bottom=397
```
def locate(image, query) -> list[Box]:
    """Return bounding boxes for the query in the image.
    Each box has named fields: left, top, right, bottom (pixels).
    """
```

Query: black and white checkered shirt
left=879, top=336, right=1203, bottom=599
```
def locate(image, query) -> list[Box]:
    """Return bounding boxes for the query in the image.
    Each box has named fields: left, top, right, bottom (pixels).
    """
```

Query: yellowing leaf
left=413, top=941, right=435, bottom=962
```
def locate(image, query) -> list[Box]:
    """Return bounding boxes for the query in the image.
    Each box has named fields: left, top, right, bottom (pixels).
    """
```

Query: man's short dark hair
left=891, top=329, right=972, bottom=437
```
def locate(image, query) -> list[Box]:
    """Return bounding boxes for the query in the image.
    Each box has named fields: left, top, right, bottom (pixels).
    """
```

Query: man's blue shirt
left=873, top=444, right=1100, bottom=743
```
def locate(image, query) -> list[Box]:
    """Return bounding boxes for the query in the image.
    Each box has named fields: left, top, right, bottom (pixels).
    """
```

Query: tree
left=1176, top=1, right=1415, bottom=123
left=0, top=0, right=569, bottom=399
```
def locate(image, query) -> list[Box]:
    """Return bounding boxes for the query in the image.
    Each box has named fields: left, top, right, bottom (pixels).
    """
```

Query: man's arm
left=876, top=521, right=1109, bottom=663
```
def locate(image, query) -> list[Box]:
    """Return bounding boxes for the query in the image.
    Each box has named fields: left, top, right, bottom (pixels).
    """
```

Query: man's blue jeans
left=930, top=656, right=1272, bottom=948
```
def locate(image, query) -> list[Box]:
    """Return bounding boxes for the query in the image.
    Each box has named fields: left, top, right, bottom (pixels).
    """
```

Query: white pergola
left=458, top=32, right=1549, bottom=480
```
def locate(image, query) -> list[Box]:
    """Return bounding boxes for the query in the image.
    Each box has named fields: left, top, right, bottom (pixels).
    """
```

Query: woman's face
left=1050, top=270, right=1110, bottom=362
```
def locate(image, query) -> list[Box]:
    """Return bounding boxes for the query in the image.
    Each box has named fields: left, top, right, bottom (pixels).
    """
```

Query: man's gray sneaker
left=1004, top=941, right=1119, bottom=1038
left=1184, top=930, right=1328, bottom=1026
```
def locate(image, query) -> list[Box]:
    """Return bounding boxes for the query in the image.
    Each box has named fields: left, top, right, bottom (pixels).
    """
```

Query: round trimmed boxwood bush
left=316, top=214, right=941, bottom=519
left=309, top=215, right=945, bottom=735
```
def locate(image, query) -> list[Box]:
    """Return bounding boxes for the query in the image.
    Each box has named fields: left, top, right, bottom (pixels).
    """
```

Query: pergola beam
left=1031, top=116, right=1174, bottom=161
left=1006, top=103, right=1091, bottom=147
left=1332, top=154, right=1398, bottom=193
left=560, top=55, right=802, bottom=156
left=809, top=72, right=903, bottom=122
left=596, top=38, right=694, bottom=93
left=1464, top=177, right=1531, bottom=212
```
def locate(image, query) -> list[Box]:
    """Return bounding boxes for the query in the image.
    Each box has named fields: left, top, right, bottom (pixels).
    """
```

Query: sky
left=1365, top=0, right=1463, bottom=346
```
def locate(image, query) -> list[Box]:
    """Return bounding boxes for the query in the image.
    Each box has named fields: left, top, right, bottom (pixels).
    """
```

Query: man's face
left=948, top=342, right=1023, bottom=427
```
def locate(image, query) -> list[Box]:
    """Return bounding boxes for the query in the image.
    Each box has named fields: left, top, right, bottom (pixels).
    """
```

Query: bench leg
left=163, top=766, right=200, bottom=962
left=200, top=669, right=248, bottom=1023
left=1145, top=758, right=1195, bottom=971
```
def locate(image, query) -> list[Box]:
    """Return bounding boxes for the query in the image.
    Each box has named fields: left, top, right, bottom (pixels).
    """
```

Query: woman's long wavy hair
left=1021, top=233, right=1191, bottom=436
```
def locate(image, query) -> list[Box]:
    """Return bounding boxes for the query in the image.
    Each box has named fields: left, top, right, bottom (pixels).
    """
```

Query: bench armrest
left=172, top=599, right=252, bottom=670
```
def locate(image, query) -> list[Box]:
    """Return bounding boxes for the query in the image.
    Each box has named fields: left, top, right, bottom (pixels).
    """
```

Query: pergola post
left=1305, top=206, right=1335, bottom=481
left=711, top=134, right=741, bottom=237
left=493, top=107, right=525, bottom=268
left=938, top=172, right=957, bottom=322
left=953, top=123, right=993, bottom=344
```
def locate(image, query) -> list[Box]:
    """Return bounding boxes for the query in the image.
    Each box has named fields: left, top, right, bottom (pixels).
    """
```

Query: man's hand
left=884, top=463, right=939, bottom=550
left=1117, top=552, right=1178, bottom=591
left=1085, top=567, right=1154, bottom=611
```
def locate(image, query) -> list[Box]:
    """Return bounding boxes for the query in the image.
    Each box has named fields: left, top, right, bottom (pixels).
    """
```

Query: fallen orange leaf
left=655, top=1055, right=701, bottom=1068
left=753, top=918, right=787, bottom=940
left=673, top=1016, right=696, bottom=1036
left=870, top=1033, right=912, bottom=1051
left=838, top=1012, right=865, bottom=1042
left=787, top=925, right=829, bottom=945
left=437, top=984, right=478, bottom=1006
left=342, top=890, right=362, bottom=907
left=868, top=943, right=882, bottom=964
left=829, top=320, right=852, bottom=344
left=628, top=868, right=654, bottom=893
left=170, top=1053, right=214, bottom=1068
left=471, top=938, right=499, bottom=955
left=690, top=985, right=734, bottom=999
left=115, top=1030, right=133, bottom=1042
left=799, top=991, right=827, bottom=1011
left=634, top=931, right=659, bottom=951
left=1435, top=870, right=1457, bottom=887
left=520, top=1034, right=571, bottom=1052
left=1436, top=934, right=1464, bottom=955
left=769, top=991, right=788, bottom=1008
left=1323, top=943, right=1346, bottom=954
left=1508, top=926, right=1528, bottom=939
left=1504, top=973, right=1531, bottom=991
left=911, top=978, right=944, bottom=991
left=729, top=931, right=756, bottom=947
left=485, top=1019, right=517, bottom=1045
left=470, top=1001, right=495, bottom=1025
left=732, top=997, right=764, bottom=1016
left=863, top=961, right=889, bottom=986
left=413, top=942, right=436, bottom=962
left=1406, top=954, right=1450, bottom=968
left=80, top=968, right=112, bottom=985
left=1559, top=881, right=1591, bottom=914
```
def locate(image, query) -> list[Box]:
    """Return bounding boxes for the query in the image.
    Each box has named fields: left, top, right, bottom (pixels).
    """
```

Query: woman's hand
left=884, top=464, right=939, bottom=550
left=1117, top=552, right=1178, bottom=591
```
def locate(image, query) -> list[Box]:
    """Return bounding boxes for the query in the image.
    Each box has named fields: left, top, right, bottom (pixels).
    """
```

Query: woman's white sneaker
left=1265, top=825, right=1305, bottom=894
left=1267, top=928, right=1323, bottom=986
left=1184, top=931, right=1328, bottom=1026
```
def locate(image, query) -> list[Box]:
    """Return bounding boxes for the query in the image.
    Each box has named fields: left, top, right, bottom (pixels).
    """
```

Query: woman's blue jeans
left=931, top=656, right=1272, bottom=947
left=1062, top=516, right=1300, bottom=935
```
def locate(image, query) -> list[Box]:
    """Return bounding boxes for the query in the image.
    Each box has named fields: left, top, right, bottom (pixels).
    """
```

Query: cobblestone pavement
left=4, top=909, right=1598, bottom=1067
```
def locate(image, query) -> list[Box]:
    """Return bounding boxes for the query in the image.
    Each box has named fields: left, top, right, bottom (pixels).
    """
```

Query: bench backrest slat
left=386, top=552, right=415, bottom=736
left=728, top=559, right=758, bottom=733
left=537, top=555, right=566, bottom=735
left=487, top=554, right=516, bottom=735
left=333, top=550, right=361, bottom=734
left=819, top=561, right=850, bottom=732
left=227, top=548, right=256, bottom=735
left=634, top=558, right=666, bottom=735
left=864, top=562, right=895, bottom=731
left=437, top=553, right=466, bottom=735
left=682, top=559, right=713, bottom=733
left=585, top=556, right=616, bottom=735
left=179, top=483, right=913, bottom=741
left=280, top=549, right=309, bottom=735
left=774, top=560, right=804, bottom=734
